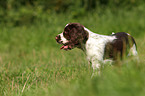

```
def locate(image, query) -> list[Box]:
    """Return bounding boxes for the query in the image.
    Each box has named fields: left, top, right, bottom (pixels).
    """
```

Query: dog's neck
left=79, top=27, right=100, bottom=53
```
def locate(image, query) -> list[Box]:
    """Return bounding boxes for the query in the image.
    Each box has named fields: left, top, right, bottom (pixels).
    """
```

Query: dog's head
left=55, top=23, right=88, bottom=50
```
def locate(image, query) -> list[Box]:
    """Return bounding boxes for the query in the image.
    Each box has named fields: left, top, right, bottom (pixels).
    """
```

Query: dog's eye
left=63, top=31, right=66, bottom=36
left=63, top=31, right=67, bottom=36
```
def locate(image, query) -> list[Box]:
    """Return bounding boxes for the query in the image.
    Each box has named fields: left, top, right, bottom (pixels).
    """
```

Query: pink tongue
left=60, top=45, right=70, bottom=50
left=64, top=46, right=68, bottom=49
left=60, top=45, right=65, bottom=49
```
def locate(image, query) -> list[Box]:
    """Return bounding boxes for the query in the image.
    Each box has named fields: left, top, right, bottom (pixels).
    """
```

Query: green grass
left=0, top=5, right=145, bottom=96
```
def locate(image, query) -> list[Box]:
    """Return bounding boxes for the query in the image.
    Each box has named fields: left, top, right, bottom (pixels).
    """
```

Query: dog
left=55, top=23, right=138, bottom=76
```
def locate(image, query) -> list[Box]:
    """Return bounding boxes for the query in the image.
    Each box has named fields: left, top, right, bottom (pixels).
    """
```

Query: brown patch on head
left=62, top=23, right=89, bottom=50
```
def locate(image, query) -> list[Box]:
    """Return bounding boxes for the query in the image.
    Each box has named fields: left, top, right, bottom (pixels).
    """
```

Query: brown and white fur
left=55, top=23, right=138, bottom=76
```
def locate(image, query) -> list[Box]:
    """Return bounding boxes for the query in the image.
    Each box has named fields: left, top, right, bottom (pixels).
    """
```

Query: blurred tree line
left=0, top=0, right=144, bottom=26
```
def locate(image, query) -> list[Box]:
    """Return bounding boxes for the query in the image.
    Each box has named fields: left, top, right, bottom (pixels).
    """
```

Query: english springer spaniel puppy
left=55, top=23, right=138, bottom=76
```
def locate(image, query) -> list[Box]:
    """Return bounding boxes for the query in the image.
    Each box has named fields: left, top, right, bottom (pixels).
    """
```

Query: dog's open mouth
left=60, top=45, right=72, bottom=50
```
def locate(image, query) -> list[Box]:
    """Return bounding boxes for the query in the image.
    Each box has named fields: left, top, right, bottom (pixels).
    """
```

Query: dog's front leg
left=91, top=60, right=101, bottom=77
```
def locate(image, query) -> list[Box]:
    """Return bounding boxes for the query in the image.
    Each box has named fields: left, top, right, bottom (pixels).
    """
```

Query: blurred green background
left=0, top=0, right=144, bottom=26
left=0, top=0, right=145, bottom=96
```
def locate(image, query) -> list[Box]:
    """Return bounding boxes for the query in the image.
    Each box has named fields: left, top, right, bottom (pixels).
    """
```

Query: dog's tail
left=128, top=43, right=138, bottom=56
left=127, top=36, right=139, bottom=62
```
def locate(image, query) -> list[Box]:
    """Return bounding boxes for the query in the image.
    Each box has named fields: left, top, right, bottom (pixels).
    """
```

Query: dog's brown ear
left=65, top=23, right=88, bottom=48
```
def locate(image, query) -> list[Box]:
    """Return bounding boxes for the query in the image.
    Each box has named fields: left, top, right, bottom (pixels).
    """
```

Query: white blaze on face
left=59, top=32, right=69, bottom=44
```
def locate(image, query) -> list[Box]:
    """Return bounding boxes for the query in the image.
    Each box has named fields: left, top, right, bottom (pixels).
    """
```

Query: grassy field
left=0, top=4, right=145, bottom=96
